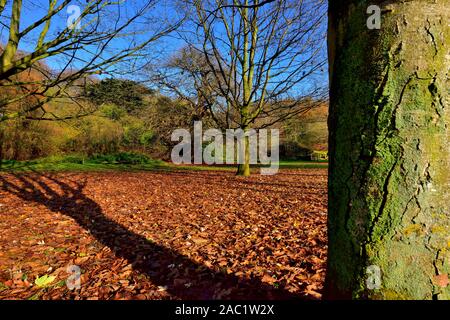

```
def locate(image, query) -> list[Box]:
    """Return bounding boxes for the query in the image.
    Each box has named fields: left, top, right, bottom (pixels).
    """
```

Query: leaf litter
left=0, top=169, right=327, bottom=300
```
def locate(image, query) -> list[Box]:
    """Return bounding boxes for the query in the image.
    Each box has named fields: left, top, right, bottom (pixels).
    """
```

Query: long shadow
left=0, top=172, right=306, bottom=300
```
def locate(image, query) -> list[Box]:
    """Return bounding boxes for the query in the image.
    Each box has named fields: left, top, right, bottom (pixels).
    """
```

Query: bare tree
left=171, top=0, right=327, bottom=175
left=0, top=0, right=182, bottom=122
left=151, top=46, right=221, bottom=124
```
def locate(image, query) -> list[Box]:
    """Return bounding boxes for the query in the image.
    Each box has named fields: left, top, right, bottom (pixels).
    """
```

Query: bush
left=57, top=155, right=85, bottom=164
left=0, top=119, right=56, bottom=160
left=88, top=152, right=152, bottom=164
left=122, top=117, right=146, bottom=147
left=279, top=141, right=312, bottom=160
left=101, top=104, right=126, bottom=120
left=39, top=155, right=85, bottom=164
left=66, top=116, right=123, bottom=156
left=139, top=130, right=155, bottom=146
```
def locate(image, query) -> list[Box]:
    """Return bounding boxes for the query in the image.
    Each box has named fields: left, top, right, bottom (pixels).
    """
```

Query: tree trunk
left=326, top=0, right=450, bottom=299
left=236, top=134, right=251, bottom=176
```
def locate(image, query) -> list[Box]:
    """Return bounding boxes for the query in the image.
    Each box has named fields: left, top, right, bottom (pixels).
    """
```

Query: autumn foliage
left=0, top=169, right=327, bottom=300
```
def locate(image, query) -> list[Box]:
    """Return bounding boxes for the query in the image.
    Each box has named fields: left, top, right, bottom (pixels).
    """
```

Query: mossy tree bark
left=326, top=0, right=450, bottom=299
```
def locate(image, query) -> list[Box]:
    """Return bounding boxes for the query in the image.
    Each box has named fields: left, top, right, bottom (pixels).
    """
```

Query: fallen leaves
left=433, top=274, right=449, bottom=288
left=261, top=274, right=277, bottom=285
left=34, top=275, right=56, bottom=288
left=0, top=169, right=327, bottom=300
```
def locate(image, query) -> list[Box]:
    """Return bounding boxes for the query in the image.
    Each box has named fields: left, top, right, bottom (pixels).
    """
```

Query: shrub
left=88, top=152, right=151, bottom=164
left=100, top=104, right=126, bottom=120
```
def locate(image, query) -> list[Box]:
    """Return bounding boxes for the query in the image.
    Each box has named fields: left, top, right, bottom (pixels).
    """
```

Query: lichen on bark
left=326, top=0, right=450, bottom=299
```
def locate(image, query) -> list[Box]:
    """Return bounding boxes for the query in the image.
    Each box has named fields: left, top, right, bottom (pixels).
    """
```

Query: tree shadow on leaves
left=0, top=172, right=307, bottom=300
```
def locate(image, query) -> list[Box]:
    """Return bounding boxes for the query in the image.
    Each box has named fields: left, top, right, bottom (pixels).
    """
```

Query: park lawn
left=0, top=157, right=328, bottom=173
left=0, top=156, right=170, bottom=173
left=0, top=169, right=327, bottom=300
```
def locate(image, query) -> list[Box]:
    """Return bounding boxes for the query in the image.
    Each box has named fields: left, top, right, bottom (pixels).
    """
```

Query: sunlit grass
left=0, top=155, right=328, bottom=173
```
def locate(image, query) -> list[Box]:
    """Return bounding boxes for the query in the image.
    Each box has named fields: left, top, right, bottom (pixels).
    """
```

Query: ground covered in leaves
left=0, top=169, right=327, bottom=300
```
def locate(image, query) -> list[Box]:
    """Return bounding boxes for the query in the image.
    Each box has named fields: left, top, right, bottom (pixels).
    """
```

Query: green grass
left=0, top=153, right=169, bottom=173
left=0, top=154, right=328, bottom=173
left=277, top=160, right=328, bottom=169
left=178, top=161, right=328, bottom=171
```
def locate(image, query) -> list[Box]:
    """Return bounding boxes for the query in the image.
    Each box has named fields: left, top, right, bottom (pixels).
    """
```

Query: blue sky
left=1, top=1, right=181, bottom=73
left=1, top=0, right=328, bottom=96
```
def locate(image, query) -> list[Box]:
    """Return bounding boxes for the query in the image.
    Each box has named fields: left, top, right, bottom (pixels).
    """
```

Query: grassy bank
left=0, top=154, right=328, bottom=173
